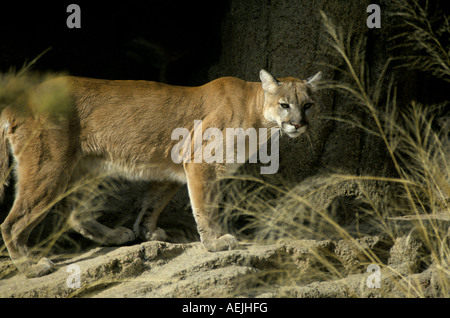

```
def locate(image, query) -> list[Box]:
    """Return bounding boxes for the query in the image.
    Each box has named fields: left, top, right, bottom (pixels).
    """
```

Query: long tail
left=0, top=111, right=10, bottom=202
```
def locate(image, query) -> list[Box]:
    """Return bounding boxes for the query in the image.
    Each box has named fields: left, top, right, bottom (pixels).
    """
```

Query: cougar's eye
left=280, top=103, right=290, bottom=109
left=304, top=102, right=313, bottom=110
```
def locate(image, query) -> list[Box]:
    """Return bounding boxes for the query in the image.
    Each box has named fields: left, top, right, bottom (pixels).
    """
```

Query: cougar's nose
left=290, top=120, right=307, bottom=129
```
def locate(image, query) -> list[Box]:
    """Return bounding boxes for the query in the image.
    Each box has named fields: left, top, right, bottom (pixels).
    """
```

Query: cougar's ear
left=306, top=71, right=322, bottom=90
left=260, top=69, right=279, bottom=93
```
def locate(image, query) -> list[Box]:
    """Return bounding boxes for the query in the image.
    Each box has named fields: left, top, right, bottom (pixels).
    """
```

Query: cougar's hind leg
left=69, top=212, right=136, bottom=246
left=133, top=182, right=180, bottom=241
left=1, top=158, right=75, bottom=277
left=0, top=112, right=83, bottom=277
left=1, top=197, right=56, bottom=277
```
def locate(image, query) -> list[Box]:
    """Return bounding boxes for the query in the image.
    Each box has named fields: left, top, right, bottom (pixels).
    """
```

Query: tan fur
left=0, top=70, right=321, bottom=277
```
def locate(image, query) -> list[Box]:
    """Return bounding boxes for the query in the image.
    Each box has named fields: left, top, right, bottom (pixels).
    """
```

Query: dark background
left=1, top=1, right=448, bottom=103
left=0, top=1, right=227, bottom=85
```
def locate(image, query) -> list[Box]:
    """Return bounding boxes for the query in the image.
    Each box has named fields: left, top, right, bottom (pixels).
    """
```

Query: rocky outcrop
left=1, top=221, right=447, bottom=298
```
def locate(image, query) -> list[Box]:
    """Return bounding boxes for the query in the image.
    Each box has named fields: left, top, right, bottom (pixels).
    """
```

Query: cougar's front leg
left=184, top=163, right=238, bottom=251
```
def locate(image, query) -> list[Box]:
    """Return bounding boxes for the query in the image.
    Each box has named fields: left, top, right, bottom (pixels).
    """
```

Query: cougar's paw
left=110, top=226, right=136, bottom=245
left=142, top=227, right=168, bottom=242
left=24, top=258, right=55, bottom=278
left=203, top=234, right=238, bottom=252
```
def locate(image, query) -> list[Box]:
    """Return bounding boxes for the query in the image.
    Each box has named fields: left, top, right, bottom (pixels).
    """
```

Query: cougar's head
left=260, top=69, right=321, bottom=138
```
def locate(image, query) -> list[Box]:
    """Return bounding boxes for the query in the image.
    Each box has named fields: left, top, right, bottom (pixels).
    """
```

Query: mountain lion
left=0, top=69, right=321, bottom=277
